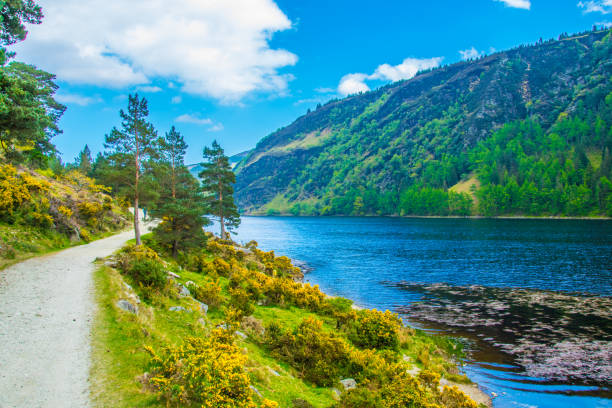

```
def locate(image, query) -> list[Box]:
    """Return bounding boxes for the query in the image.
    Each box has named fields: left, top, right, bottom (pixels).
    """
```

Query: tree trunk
left=134, top=195, right=141, bottom=245
left=219, top=182, right=225, bottom=238
left=134, top=139, right=141, bottom=245
left=172, top=239, right=177, bottom=259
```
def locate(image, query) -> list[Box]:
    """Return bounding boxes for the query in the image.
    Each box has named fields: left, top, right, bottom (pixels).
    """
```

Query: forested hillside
left=234, top=29, right=612, bottom=217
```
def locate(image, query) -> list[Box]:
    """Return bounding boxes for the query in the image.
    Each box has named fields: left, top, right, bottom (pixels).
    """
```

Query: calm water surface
left=230, top=217, right=612, bottom=408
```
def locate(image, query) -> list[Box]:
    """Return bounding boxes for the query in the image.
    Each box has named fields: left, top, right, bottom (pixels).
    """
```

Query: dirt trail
left=0, top=224, right=149, bottom=408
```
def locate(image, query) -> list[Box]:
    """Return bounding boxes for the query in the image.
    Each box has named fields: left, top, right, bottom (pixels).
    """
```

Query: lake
left=229, top=216, right=612, bottom=408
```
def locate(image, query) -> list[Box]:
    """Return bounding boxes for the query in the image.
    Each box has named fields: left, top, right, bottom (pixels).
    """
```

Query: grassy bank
left=0, top=165, right=131, bottom=270
left=91, top=234, right=489, bottom=408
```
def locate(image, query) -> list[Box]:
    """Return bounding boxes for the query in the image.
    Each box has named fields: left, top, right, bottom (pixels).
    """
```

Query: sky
left=8, top=0, right=612, bottom=164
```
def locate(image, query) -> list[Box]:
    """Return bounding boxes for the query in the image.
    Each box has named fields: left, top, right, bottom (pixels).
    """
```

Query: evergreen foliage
left=151, top=127, right=209, bottom=258
left=199, top=140, right=240, bottom=237
left=103, top=94, right=159, bottom=245
left=235, top=29, right=612, bottom=218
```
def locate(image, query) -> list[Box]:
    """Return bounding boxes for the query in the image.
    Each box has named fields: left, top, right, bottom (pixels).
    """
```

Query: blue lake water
left=229, top=216, right=612, bottom=408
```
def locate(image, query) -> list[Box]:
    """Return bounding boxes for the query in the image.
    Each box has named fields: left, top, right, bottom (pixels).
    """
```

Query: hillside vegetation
left=92, top=234, right=486, bottom=408
left=235, top=29, right=612, bottom=217
left=0, top=164, right=130, bottom=268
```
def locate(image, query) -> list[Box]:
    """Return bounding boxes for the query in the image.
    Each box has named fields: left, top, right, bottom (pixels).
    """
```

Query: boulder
left=340, top=378, right=357, bottom=391
left=235, top=330, right=247, bottom=339
left=176, top=284, right=191, bottom=297
left=116, top=300, right=137, bottom=314
left=167, top=271, right=180, bottom=279
left=169, top=306, right=188, bottom=312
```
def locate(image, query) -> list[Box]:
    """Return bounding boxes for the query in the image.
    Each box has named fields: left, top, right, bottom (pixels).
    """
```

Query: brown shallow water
left=387, top=282, right=612, bottom=398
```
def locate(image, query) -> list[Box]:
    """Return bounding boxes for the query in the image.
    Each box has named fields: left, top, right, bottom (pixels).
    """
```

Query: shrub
left=188, top=280, right=223, bottom=308
left=266, top=317, right=350, bottom=386
left=213, top=257, right=231, bottom=276
left=229, top=287, right=255, bottom=317
left=118, top=245, right=167, bottom=291
left=241, top=316, right=265, bottom=338
left=126, top=258, right=167, bottom=289
left=440, top=386, right=479, bottom=408
left=145, top=332, right=257, bottom=408
left=292, top=399, right=315, bottom=408
left=345, top=309, right=402, bottom=350
left=58, top=205, right=73, bottom=219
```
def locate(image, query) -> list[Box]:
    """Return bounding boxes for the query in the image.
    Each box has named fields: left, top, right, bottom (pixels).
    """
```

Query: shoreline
left=244, top=213, right=612, bottom=220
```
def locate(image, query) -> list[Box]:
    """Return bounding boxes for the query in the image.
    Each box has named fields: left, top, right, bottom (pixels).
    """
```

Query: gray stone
left=169, top=306, right=187, bottom=312
left=195, top=300, right=208, bottom=313
left=268, top=367, right=281, bottom=377
left=122, top=282, right=132, bottom=291
left=331, top=388, right=341, bottom=400
left=116, top=300, right=137, bottom=314
left=250, top=385, right=262, bottom=398
left=177, top=284, right=190, bottom=297
left=340, top=378, right=357, bottom=391
left=167, top=271, right=180, bottom=279
left=235, top=330, right=247, bottom=339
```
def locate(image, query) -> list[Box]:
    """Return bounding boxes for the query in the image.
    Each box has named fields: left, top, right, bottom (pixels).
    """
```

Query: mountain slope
left=235, top=29, right=612, bottom=217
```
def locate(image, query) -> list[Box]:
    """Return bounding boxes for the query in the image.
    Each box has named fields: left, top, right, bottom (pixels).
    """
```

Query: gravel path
left=0, top=226, right=145, bottom=408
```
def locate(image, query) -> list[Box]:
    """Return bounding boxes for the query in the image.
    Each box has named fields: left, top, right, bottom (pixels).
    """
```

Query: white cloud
left=596, top=20, right=612, bottom=26
left=495, top=0, right=531, bottom=9
left=338, top=57, right=443, bottom=96
left=175, top=114, right=213, bottom=126
left=55, top=92, right=103, bottom=106
left=171, top=96, right=183, bottom=104
left=13, top=0, right=298, bottom=103
left=137, top=85, right=162, bottom=93
left=459, top=47, right=484, bottom=60
left=370, top=57, right=443, bottom=82
left=208, top=123, right=224, bottom=132
left=175, top=113, right=223, bottom=132
left=578, top=0, right=612, bottom=13
left=338, top=73, right=371, bottom=96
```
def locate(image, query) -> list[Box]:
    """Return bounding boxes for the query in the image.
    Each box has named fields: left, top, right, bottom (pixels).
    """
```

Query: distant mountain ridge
left=234, top=28, right=612, bottom=217
left=188, top=149, right=251, bottom=179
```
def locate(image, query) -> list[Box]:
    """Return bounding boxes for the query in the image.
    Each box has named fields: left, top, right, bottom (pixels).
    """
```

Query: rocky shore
left=386, top=282, right=612, bottom=386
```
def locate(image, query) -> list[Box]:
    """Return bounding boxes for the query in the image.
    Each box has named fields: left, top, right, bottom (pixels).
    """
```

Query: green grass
left=91, top=259, right=339, bottom=408
left=90, top=237, right=479, bottom=407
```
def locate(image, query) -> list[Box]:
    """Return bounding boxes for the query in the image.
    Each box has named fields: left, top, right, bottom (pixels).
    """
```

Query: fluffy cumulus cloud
left=338, top=57, right=442, bottom=96
left=578, top=0, right=612, bottom=13
left=459, top=47, right=484, bottom=60
left=13, top=0, right=297, bottom=103
left=495, top=0, right=531, bottom=9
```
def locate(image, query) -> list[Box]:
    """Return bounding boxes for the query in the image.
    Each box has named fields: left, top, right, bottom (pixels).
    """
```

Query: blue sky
left=9, top=0, right=612, bottom=164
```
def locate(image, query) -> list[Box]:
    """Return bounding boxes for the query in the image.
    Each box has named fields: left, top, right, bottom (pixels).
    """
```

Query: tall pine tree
left=104, top=94, right=158, bottom=245
left=199, top=140, right=240, bottom=238
left=151, top=127, right=208, bottom=257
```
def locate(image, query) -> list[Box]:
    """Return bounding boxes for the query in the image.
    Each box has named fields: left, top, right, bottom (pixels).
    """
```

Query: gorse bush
left=145, top=331, right=259, bottom=408
left=345, top=309, right=402, bottom=350
left=118, top=245, right=167, bottom=291
left=266, top=317, right=350, bottom=386
left=188, top=280, right=223, bottom=308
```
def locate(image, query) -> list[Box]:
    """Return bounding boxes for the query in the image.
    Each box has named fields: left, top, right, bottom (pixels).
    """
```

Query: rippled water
left=228, top=216, right=612, bottom=408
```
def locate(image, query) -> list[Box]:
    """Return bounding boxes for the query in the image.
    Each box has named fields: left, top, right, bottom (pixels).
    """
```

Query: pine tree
left=199, top=140, right=240, bottom=238
left=160, top=126, right=187, bottom=199
left=104, top=94, right=158, bottom=245
left=151, top=128, right=208, bottom=257
left=77, top=144, right=92, bottom=175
